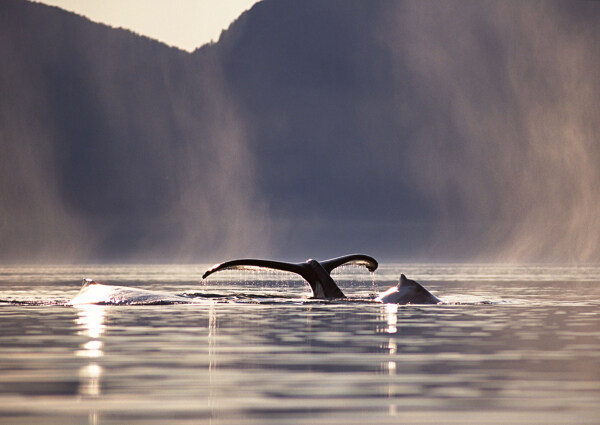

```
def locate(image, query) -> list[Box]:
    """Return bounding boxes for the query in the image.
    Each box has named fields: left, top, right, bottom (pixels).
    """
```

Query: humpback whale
left=375, top=274, right=441, bottom=304
left=69, top=278, right=190, bottom=305
left=70, top=257, right=439, bottom=305
left=202, top=254, right=378, bottom=298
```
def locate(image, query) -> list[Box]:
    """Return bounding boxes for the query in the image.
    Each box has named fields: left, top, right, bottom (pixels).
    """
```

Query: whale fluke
left=376, top=274, right=441, bottom=304
left=202, top=254, right=378, bottom=298
left=203, top=259, right=305, bottom=279
left=319, top=254, right=378, bottom=273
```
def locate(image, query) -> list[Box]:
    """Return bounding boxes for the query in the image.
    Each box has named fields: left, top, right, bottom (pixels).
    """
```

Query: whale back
left=69, top=279, right=189, bottom=305
left=376, top=274, right=440, bottom=304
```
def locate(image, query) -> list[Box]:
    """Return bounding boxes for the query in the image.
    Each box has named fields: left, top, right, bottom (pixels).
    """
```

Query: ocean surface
left=0, top=263, right=599, bottom=424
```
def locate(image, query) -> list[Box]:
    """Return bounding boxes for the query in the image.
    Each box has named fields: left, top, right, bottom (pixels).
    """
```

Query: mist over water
left=166, top=57, right=271, bottom=261
left=382, top=1, right=600, bottom=262
left=0, top=25, right=92, bottom=261
left=0, top=1, right=271, bottom=262
left=2, top=0, right=600, bottom=263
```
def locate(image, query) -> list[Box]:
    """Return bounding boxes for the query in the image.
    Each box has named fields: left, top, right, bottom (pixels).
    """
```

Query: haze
left=2, top=0, right=600, bottom=263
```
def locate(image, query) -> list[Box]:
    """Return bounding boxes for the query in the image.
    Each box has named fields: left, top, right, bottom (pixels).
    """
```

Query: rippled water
left=1, top=264, right=600, bottom=424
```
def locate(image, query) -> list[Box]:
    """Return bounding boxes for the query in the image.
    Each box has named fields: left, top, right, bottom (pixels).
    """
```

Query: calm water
left=1, top=264, right=599, bottom=424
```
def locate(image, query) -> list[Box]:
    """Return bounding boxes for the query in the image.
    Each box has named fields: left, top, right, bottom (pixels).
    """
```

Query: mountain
left=206, top=0, right=600, bottom=262
left=0, top=0, right=271, bottom=262
left=2, top=0, right=600, bottom=262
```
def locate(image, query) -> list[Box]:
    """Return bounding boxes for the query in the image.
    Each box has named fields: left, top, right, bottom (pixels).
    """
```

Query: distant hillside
left=2, top=0, right=600, bottom=262
left=208, top=0, right=600, bottom=262
left=0, top=0, right=269, bottom=261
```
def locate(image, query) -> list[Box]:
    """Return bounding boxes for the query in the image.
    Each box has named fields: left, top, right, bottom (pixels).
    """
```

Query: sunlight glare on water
left=0, top=264, right=599, bottom=424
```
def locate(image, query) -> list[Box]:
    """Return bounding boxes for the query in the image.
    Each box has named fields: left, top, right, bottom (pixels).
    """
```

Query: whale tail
left=320, top=254, right=378, bottom=273
left=202, top=254, right=378, bottom=299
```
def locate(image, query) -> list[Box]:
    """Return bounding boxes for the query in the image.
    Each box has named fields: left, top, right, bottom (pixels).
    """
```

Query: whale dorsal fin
left=397, top=274, right=440, bottom=304
left=398, top=273, right=424, bottom=291
left=81, top=278, right=97, bottom=289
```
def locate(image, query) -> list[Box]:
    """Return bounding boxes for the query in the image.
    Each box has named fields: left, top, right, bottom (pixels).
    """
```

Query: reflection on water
left=381, top=303, right=398, bottom=334
left=208, top=302, right=217, bottom=423
left=75, top=305, right=106, bottom=425
left=79, top=362, right=102, bottom=397
left=380, top=304, right=399, bottom=416
left=75, top=305, right=106, bottom=352
left=0, top=265, right=599, bottom=424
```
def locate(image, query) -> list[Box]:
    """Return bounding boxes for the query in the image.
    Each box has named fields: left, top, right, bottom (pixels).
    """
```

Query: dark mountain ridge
left=2, top=0, right=600, bottom=262
left=1, top=0, right=267, bottom=261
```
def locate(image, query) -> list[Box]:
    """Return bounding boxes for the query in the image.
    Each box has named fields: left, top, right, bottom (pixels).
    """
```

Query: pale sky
left=30, top=0, right=260, bottom=51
